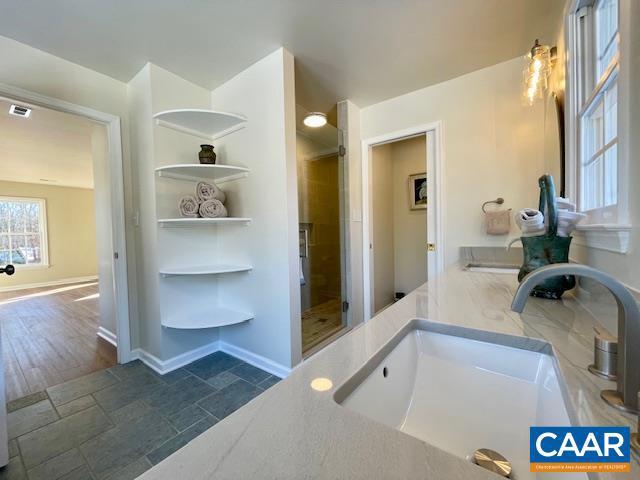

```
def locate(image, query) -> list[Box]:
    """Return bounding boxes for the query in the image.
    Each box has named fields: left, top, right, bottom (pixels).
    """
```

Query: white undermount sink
left=334, top=320, right=586, bottom=479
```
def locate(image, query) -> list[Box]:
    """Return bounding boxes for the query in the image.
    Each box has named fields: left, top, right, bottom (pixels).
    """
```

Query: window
left=0, top=197, right=48, bottom=267
left=573, top=0, right=620, bottom=223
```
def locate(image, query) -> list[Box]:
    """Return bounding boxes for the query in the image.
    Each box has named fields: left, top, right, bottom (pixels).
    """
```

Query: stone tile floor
left=0, top=352, right=279, bottom=480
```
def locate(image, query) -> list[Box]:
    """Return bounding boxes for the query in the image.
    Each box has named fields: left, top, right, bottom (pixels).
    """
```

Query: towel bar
left=482, top=197, right=505, bottom=213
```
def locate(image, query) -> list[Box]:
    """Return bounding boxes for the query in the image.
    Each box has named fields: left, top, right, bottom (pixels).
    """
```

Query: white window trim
left=565, top=0, right=629, bottom=249
left=573, top=223, right=631, bottom=253
left=0, top=195, right=50, bottom=269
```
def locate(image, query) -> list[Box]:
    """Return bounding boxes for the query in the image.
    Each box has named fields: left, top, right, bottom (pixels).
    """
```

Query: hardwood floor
left=0, top=282, right=116, bottom=402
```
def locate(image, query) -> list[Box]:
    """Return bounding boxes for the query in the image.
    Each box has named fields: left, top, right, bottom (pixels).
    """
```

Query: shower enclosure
left=296, top=106, right=348, bottom=354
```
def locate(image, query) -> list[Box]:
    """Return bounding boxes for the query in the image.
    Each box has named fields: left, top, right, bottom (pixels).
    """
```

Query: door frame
left=0, top=82, right=132, bottom=363
left=361, top=121, right=444, bottom=321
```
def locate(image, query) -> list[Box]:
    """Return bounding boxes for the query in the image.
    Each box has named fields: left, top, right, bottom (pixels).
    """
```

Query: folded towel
left=486, top=210, right=511, bottom=235
left=196, top=181, right=226, bottom=203
left=556, top=197, right=576, bottom=212
left=199, top=198, right=228, bottom=218
left=556, top=210, right=586, bottom=237
left=179, top=196, right=200, bottom=218
left=299, top=257, right=306, bottom=286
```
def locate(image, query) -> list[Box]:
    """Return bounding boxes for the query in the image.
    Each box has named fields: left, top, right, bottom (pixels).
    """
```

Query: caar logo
left=530, top=427, right=631, bottom=473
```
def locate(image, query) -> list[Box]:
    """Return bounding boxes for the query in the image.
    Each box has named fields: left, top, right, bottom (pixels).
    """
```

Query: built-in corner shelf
left=155, top=164, right=249, bottom=183
left=158, top=217, right=252, bottom=227
left=159, top=265, right=253, bottom=278
left=153, top=109, right=247, bottom=141
left=161, top=307, right=253, bottom=329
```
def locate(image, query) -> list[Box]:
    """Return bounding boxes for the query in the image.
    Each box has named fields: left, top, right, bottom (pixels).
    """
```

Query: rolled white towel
left=515, top=209, right=545, bottom=236
left=196, top=181, right=226, bottom=204
left=199, top=198, right=228, bottom=218
left=179, top=195, right=200, bottom=218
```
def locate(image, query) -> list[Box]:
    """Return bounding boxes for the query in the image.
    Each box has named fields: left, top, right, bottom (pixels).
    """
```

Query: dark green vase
left=198, top=144, right=216, bottom=165
left=517, top=175, right=576, bottom=299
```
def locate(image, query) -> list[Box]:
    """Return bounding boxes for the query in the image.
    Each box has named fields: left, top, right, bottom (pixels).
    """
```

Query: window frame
left=0, top=196, right=49, bottom=269
left=566, top=0, right=627, bottom=227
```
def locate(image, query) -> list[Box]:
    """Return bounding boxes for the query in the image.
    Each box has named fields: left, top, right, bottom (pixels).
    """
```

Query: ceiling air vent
left=9, top=104, right=31, bottom=118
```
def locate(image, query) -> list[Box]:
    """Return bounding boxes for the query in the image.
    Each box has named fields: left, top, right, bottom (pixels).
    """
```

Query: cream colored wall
left=362, top=57, right=547, bottom=268
left=0, top=180, right=97, bottom=288
left=371, top=143, right=394, bottom=312
left=391, top=136, right=427, bottom=294
left=371, top=137, right=427, bottom=311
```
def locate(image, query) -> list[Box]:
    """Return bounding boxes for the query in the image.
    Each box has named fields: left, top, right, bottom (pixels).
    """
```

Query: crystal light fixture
left=523, top=39, right=554, bottom=106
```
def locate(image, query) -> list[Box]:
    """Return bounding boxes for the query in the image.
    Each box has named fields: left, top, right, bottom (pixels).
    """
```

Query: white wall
left=361, top=57, right=547, bottom=268
left=127, top=63, right=221, bottom=361
left=210, top=48, right=301, bottom=369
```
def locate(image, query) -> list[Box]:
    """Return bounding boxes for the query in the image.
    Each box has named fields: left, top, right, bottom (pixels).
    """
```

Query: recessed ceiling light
left=9, top=104, right=31, bottom=118
left=303, top=112, right=327, bottom=128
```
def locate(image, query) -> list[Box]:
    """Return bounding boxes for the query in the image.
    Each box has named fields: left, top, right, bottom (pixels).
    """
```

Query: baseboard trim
left=131, top=341, right=291, bottom=379
left=131, top=341, right=222, bottom=376
left=97, top=327, right=117, bottom=347
left=218, top=341, right=291, bottom=379
left=0, top=275, right=98, bottom=293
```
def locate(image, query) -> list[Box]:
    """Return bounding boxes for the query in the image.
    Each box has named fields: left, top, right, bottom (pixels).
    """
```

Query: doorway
left=0, top=87, right=130, bottom=401
left=362, top=123, right=444, bottom=321
left=370, top=136, right=428, bottom=314
left=296, top=105, right=349, bottom=355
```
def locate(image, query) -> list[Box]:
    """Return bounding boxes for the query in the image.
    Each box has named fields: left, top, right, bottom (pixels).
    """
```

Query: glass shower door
left=297, top=109, right=347, bottom=354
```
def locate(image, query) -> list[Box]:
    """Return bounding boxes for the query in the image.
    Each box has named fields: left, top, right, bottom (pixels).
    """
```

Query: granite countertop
left=139, top=266, right=640, bottom=480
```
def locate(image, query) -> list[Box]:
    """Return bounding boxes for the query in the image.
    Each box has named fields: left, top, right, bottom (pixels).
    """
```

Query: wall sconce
left=523, top=39, right=556, bottom=106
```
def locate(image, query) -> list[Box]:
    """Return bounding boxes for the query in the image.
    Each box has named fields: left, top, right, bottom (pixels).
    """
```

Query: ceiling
left=0, top=1, right=564, bottom=111
left=0, top=98, right=96, bottom=189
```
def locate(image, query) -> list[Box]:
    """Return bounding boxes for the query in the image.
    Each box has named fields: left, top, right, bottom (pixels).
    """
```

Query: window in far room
left=0, top=197, right=48, bottom=267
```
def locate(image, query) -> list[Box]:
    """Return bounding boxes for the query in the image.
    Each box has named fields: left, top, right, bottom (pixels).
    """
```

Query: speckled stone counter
left=139, top=267, right=640, bottom=479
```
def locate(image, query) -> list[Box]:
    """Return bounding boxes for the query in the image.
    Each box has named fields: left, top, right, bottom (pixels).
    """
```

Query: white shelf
left=159, top=265, right=252, bottom=277
left=153, top=109, right=247, bottom=140
left=155, top=164, right=249, bottom=183
left=158, top=217, right=251, bottom=227
left=161, top=307, right=253, bottom=329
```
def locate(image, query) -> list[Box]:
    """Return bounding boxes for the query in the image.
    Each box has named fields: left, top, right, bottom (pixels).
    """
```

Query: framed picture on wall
left=408, top=173, right=427, bottom=210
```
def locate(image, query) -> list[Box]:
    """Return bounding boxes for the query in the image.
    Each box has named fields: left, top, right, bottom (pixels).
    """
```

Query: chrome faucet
left=512, top=263, right=640, bottom=414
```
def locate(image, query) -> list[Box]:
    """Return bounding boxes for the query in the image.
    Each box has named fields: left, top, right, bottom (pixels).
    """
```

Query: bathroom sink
left=334, top=319, right=586, bottom=479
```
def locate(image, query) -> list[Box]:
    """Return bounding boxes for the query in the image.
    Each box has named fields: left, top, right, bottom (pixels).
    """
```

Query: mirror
left=543, top=91, right=565, bottom=197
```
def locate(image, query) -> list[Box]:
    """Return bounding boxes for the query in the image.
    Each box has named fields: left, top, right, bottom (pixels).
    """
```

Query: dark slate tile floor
left=0, top=352, right=280, bottom=480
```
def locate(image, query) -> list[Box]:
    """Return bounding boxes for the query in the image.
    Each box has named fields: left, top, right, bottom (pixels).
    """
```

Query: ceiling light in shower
left=303, top=112, right=327, bottom=128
